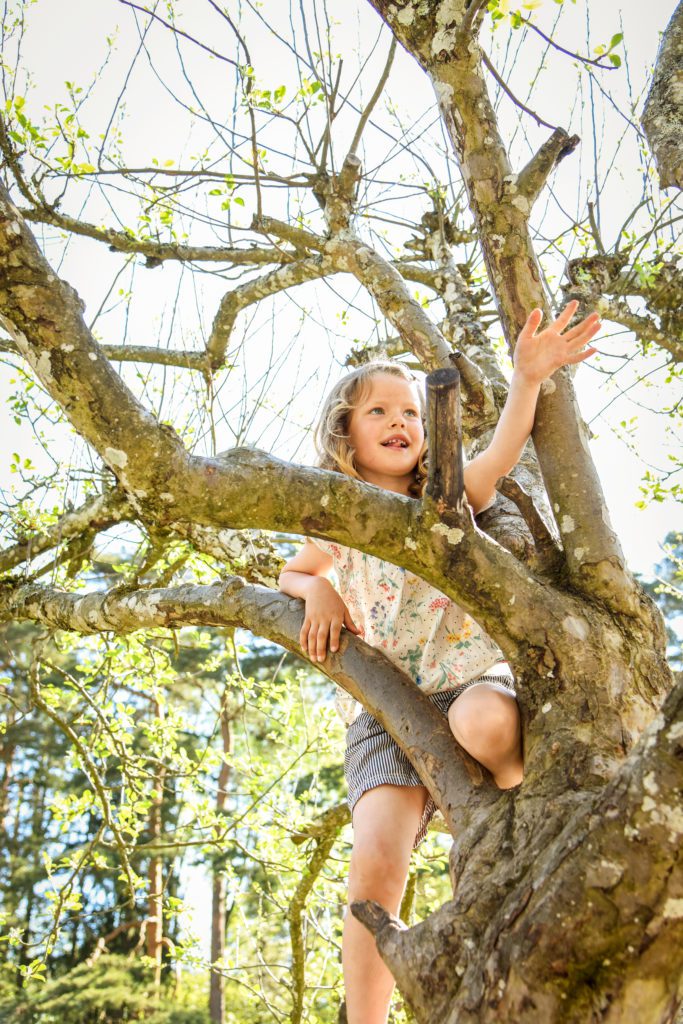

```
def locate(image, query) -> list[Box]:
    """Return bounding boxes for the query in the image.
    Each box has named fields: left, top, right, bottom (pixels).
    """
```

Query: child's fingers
left=566, top=346, right=597, bottom=364
left=552, top=298, right=580, bottom=332
left=329, top=617, right=343, bottom=654
left=315, top=623, right=330, bottom=662
left=343, top=609, right=361, bottom=634
left=519, top=307, right=543, bottom=339
left=563, top=313, right=601, bottom=343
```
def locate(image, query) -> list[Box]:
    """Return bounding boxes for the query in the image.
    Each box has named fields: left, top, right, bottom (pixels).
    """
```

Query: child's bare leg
left=343, top=784, right=428, bottom=1024
left=448, top=684, right=523, bottom=788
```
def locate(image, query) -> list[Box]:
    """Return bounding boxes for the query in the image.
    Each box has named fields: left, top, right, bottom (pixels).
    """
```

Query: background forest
left=0, top=0, right=681, bottom=1021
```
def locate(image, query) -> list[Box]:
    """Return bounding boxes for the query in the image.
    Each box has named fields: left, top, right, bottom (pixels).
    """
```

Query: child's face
left=346, top=373, right=425, bottom=495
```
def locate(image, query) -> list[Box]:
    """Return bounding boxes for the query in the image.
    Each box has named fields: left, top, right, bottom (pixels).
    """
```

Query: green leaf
left=233, top=196, right=245, bottom=206
left=608, top=53, right=621, bottom=67
left=609, top=32, right=623, bottom=49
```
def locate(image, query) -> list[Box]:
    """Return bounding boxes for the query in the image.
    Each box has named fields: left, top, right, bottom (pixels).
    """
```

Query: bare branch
left=206, top=254, right=335, bottom=368
left=251, top=215, right=325, bottom=252
left=348, top=38, right=397, bottom=156
left=116, top=0, right=239, bottom=67
left=18, top=203, right=297, bottom=266
left=495, top=475, right=563, bottom=575
left=0, top=338, right=210, bottom=369
left=480, top=48, right=559, bottom=132
left=517, top=129, right=580, bottom=207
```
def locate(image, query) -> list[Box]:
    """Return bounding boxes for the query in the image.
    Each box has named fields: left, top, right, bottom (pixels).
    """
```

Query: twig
left=209, top=1, right=264, bottom=221
left=348, top=38, right=396, bottom=156
left=28, top=642, right=139, bottom=906
left=116, top=0, right=239, bottom=66
left=480, top=48, right=560, bottom=132
left=587, top=201, right=606, bottom=255
left=519, top=16, right=618, bottom=69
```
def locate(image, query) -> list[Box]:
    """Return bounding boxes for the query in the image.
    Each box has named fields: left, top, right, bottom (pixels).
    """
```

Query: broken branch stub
left=425, top=366, right=463, bottom=510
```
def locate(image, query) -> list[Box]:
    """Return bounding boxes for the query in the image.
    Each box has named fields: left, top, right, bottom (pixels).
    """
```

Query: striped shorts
left=344, top=673, right=517, bottom=850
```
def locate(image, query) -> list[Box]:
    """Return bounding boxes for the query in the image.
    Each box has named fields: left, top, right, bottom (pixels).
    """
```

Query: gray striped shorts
left=344, top=673, right=517, bottom=850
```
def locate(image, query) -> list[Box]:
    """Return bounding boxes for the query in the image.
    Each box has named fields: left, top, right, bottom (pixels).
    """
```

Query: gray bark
left=642, top=1, right=683, bottom=191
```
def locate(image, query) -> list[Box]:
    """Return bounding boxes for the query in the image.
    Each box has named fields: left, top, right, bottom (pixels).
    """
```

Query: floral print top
left=309, top=536, right=510, bottom=726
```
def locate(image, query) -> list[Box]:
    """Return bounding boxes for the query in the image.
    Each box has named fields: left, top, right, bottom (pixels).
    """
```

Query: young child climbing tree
left=278, top=300, right=601, bottom=1024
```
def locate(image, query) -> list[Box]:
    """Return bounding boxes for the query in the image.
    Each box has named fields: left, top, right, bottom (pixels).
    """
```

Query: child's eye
left=369, top=407, right=419, bottom=416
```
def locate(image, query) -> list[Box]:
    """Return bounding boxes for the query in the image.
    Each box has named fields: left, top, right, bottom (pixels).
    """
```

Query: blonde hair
left=313, top=360, right=428, bottom=499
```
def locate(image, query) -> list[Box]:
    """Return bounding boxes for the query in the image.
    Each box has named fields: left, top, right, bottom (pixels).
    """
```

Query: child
left=278, top=301, right=600, bottom=1024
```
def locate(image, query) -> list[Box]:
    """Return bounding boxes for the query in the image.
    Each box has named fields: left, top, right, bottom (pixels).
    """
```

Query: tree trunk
left=209, top=680, right=234, bottom=1024
left=146, top=698, right=166, bottom=993
left=641, top=0, right=683, bottom=191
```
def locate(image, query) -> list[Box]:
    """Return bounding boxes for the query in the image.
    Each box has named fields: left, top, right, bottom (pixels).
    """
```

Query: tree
left=0, top=0, right=681, bottom=1021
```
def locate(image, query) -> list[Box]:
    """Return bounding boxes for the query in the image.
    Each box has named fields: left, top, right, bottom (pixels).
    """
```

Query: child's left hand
left=513, top=300, right=601, bottom=385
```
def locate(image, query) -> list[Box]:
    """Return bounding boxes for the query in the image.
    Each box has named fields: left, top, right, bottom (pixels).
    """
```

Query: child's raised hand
left=513, top=300, right=600, bottom=385
left=300, top=578, right=362, bottom=663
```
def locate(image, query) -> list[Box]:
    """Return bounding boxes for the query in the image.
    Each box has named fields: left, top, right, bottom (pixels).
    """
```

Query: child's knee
left=348, top=834, right=410, bottom=899
left=449, top=688, right=520, bottom=751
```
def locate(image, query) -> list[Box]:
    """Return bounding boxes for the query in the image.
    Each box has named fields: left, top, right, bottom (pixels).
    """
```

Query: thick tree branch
left=425, top=367, right=464, bottom=510
left=0, top=575, right=512, bottom=839
left=0, top=338, right=211, bottom=369
left=324, top=232, right=453, bottom=371
left=641, top=0, right=683, bottom=191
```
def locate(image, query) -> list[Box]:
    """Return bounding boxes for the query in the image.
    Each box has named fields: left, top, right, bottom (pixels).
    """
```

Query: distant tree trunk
left=210, top=679, right=235, bottom=1024
left=146, top=698, right=166, bottom=992
left=0, top=730, right=15, bottom=834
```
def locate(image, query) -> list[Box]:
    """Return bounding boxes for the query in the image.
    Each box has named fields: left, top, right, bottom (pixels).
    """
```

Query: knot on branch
left=317, top=155, right=363, bottom=233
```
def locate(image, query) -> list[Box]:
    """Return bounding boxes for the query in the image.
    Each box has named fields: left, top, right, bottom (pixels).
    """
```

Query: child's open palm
left=513, top=299, right=600, bottom=385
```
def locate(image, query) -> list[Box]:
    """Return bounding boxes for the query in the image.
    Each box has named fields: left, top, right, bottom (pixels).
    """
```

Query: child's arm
left=463, top=301, right=601, bottom=515
left=279, top=541, right=361, bottom=662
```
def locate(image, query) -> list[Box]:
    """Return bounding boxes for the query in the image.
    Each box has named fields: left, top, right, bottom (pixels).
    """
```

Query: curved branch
left=206, top=254, right=335, bottom=368
left=0, top=489, right=133, bottom=574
